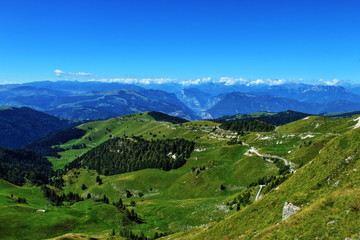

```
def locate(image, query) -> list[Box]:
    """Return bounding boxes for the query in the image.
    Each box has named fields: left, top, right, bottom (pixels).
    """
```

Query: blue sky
left=0, top=0, right=359, bottom=84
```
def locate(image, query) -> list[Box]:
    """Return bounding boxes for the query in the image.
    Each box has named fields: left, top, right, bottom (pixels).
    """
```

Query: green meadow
left=1, top=112, right=359, bottom=239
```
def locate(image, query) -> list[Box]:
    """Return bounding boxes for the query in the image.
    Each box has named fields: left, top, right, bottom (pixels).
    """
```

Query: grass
left=166, top=127, right=360, bottom=240
left=0, top=179, right=139, bottom=239
left=2, top=112, right=359, bottom=239
left=44, top=112, right=280, bottom=237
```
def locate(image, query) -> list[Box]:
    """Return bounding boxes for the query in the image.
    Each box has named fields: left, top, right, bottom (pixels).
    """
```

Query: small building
left=36, top=209, right=46, bottom=213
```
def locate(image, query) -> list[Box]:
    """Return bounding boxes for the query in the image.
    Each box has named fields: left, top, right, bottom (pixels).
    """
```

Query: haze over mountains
left=1, top=80, right=360, bottom=120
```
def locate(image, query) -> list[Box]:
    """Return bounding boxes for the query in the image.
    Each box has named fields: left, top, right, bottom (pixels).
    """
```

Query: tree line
left=41, top=185, right=83, bottom=206
left=0, top=147, right=53, bottom=186
left=25, top=127, right=86, bottom=157
left=219, top=119, right=275, bottom=133
left=66, top=137, right=195, bottom=175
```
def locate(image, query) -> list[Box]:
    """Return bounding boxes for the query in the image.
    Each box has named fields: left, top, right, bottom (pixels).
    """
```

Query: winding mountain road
left=245, top=147, right=295, bottom=172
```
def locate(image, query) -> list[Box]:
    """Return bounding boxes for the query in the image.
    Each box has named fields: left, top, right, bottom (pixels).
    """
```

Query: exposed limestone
left=282, top=202, right=300, bottom=221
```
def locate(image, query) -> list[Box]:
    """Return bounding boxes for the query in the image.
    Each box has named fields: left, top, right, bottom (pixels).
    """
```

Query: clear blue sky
left=0, top=0, right=359, bottom=84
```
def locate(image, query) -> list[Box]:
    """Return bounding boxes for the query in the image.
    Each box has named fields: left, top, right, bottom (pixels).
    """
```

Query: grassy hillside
left=0, top=180, right=131, bottom=240
left=1, top=112, right=359, bottom=239
left=166, top=127, right=360, bottom=240
left=48, top=112, right=220, bottom=170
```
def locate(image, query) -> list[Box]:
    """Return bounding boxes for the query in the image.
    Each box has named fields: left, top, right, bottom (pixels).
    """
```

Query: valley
left=0, top=111, right=359, bottom=239
left=2, top=1, right=360, bottom=239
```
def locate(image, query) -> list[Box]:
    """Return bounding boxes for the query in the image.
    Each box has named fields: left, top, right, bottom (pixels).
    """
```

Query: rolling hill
left=167, top=126, right=360, bottom=240
left=0, top=111, right=359, bottom=239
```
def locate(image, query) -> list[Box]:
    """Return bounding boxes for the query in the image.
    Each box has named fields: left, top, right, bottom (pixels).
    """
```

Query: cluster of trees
left=119, top=228, right=168, bottom=240
left=273, top=158, right=291, bottom=175
left=94, top=196, right=143, bottom=224
left=249, top=174, right=288, bottom=188
left=299, top=140, right=312, bottom=149
left=227, top=189, right=252, bottom=211
left=9, top=194, right=27, bottom=204
left=25, top=127, right=86, bottom=157
left=71, top=143, right=87, bottom=149
left=227, top=138, right=243, bottom=145
left=256, top=111, right=309, bottom=126
left=218, top=111, right=309, bottom=126
left=15, top=197, right=27, bottom=203
left=41, top=185, right=83, bottom=206
left=253, top=174, right=289, bottom=190
left=0, top=147, right=53, bottom=186
left=48, top=170, right=66, bottom=188
left=66, top=137, right=195, bottom=175
left=219, top=119, right=275, bottom=133
left=147, top=111, right=188, bottom=124
left=191, top=166, right=207, bottom=175
left=96, top=175, right=103, bottom=185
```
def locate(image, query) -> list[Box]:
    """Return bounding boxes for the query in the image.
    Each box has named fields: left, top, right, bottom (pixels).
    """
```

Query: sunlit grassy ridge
left=164, top=127, right=360, bottom=240
left=49, top=112, right=220, bottom=170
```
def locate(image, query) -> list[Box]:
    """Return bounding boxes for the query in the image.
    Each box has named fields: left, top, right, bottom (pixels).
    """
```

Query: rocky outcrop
left=282, top=202, right=300, bottom=221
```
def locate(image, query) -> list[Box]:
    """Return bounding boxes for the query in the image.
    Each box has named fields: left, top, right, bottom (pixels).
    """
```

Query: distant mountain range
left=206, top=92, right=360, bottom=118
left=0, top=83, right=196, bottom=120
left=0, top=80, right=359, bottom=120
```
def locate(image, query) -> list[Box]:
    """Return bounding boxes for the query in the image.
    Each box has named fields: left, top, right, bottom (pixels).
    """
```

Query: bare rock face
left=282, top=202, right=300, bottom=221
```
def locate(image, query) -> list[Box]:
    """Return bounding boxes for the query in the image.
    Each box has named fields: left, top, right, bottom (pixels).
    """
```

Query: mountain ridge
left=0, top=107, right=78, bottom=148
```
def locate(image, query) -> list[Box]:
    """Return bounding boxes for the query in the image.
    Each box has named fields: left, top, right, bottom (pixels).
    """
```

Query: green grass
left=0, top=180, right=141, bottom=240
left=47, top=113, right=280, bottom=236
left=2, top=112, right=359, bottom=239
left=59, top=143, right=278, bottom=235
left=166, top=127, right=360, bottom=240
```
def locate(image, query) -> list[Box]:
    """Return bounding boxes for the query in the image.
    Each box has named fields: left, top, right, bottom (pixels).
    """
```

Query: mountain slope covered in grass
left=169, top=127, right=360, bottom=240
left=0, top=112, right=359, bottom=239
